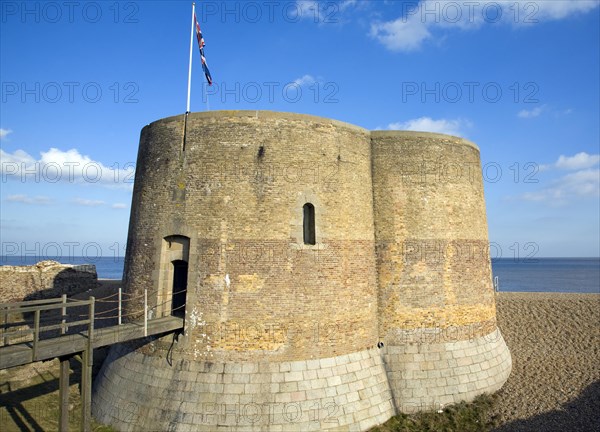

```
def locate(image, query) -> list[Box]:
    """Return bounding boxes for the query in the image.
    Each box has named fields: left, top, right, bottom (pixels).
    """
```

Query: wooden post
left=59, top=355, right=70, bottom=432
left=61, top=294, right=67, bottom=334
left=2, top=306, right=9, bottom=346
left=81, top=349, right=91, bottom=432
left=59, top=295, right=70, bottom=432
left=81, top=297, right=94, bottom=432
left=32, top=309, right=40, bottom=362
left=144, top=288, right=148, bottom=337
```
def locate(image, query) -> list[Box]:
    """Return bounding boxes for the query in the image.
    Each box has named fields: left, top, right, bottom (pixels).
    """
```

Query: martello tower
left=93, top=111, right=511, bottom=431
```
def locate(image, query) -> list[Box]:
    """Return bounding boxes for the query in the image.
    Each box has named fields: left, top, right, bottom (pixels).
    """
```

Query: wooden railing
left=0, top=288, right=186, bottom=432
left=1, top=295, right=94, bottom=361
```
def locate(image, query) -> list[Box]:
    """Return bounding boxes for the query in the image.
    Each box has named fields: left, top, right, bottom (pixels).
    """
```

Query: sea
left=0, top=256, right=598, bottom=294
left=0, top=256, right=126, bottom=281
left=491, top=257, right=599, bottom=294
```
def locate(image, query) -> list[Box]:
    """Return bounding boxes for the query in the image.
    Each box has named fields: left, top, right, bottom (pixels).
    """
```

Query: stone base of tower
left=92, top=345, right=396, bottom=432
left=92, top=330, right=511, bottom=431
left=382, top=328, right=512, bottom=413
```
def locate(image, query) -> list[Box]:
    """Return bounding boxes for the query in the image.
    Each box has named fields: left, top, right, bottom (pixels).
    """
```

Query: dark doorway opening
left=171, top=260, right=188, bottom=318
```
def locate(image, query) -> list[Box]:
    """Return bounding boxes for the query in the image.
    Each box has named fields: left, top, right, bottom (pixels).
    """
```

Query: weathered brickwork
left=123, top=112, right=378, bottom=362
left=0, top=260, right=97, bottom=302
left=371, top=132, right=496, bottom=337
left=94, top=111, right=511, bottom=431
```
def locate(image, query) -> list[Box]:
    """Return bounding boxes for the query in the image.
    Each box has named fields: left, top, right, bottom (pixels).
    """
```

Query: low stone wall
left=0, top=260, right=98, bottom=303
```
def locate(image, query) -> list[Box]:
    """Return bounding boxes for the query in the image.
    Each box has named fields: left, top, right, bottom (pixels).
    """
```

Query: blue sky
left=1, top=0, right=599, bottom=260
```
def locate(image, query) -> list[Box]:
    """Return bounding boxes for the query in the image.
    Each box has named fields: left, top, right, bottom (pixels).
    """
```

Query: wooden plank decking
left=0, top=316, right=183, bottom=370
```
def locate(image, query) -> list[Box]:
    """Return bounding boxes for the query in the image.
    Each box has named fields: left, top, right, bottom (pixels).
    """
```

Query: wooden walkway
left=0, top=315, right=183, bottom=370
left=0, top=294, right=184, bottom=431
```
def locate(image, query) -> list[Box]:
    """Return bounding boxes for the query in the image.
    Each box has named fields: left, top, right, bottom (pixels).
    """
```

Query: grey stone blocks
left=93, top=345, right=395, bottom=431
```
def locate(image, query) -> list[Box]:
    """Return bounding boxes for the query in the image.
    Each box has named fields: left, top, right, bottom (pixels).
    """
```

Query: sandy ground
left=492, top=292, right=600, bottom=431
left=95, top=279, right=123, bottom=294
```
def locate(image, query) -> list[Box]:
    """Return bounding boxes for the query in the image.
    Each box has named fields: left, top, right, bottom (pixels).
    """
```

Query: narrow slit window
left=303, top=203, right=316, bottom=245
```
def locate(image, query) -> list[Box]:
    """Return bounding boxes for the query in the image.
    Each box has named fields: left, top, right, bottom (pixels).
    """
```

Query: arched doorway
left=171, top=260, right=188, bottom=318
left=158, top=235, right=190, bottom=318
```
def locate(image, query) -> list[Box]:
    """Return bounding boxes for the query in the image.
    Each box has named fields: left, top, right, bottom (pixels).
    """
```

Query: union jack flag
left=194, top=12, right=213, bottom=86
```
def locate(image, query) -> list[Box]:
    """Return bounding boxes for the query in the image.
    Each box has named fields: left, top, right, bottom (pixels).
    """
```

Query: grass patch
left=370, top=395, right=499, bottom=432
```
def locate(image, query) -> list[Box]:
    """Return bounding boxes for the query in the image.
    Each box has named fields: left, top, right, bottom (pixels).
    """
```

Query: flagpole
left=186, top=2, right=195, bottom=113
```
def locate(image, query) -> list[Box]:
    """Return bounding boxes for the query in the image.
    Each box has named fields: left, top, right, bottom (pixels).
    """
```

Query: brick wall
left=371, top=131, right=497, bottom=341
left=124, top=111, right=379, bottom=362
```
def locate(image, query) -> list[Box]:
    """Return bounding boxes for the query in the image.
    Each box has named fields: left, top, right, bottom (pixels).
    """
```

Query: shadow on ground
left=493, top=380, right=600, bottom=432
left=0, top=348, right=108, bottom=431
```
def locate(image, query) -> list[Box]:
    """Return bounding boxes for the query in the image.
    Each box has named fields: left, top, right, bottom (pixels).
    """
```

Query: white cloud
left=533, top=0, right=600, bottom=20
left=338, top=0, right=359, bottom=12
left=295, top=0, right=362, bottom=21
left=295, top=0, right=319, bottom=15
left=541, top=152, right=600, bottom=171
left=292, top=74, right=317, bottom=86
left=517, top=151, right=600, bottom=204
left=518, top=105, right=546, bottom=118
left=112, top=203, right=127, bottom=209
left=370, top=15, right=431, bottom=52
left=73, top=198, right=106, bottom=207
left=520, top=168, right=600, bottom=204
left=294, top=1, right=334, bottom=22
left=370, top=0, right=600, bottom=52
left=387, top=117, right=470, bottom=137
left=0, top=149, right=35, bottom=165
left=6, top=194, right=53, bottom=205
left=0, top=147, right=134, bottom=189
left=0, top=128, right=12, bottom=140
left=556, top=152, right=600, bottom=171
